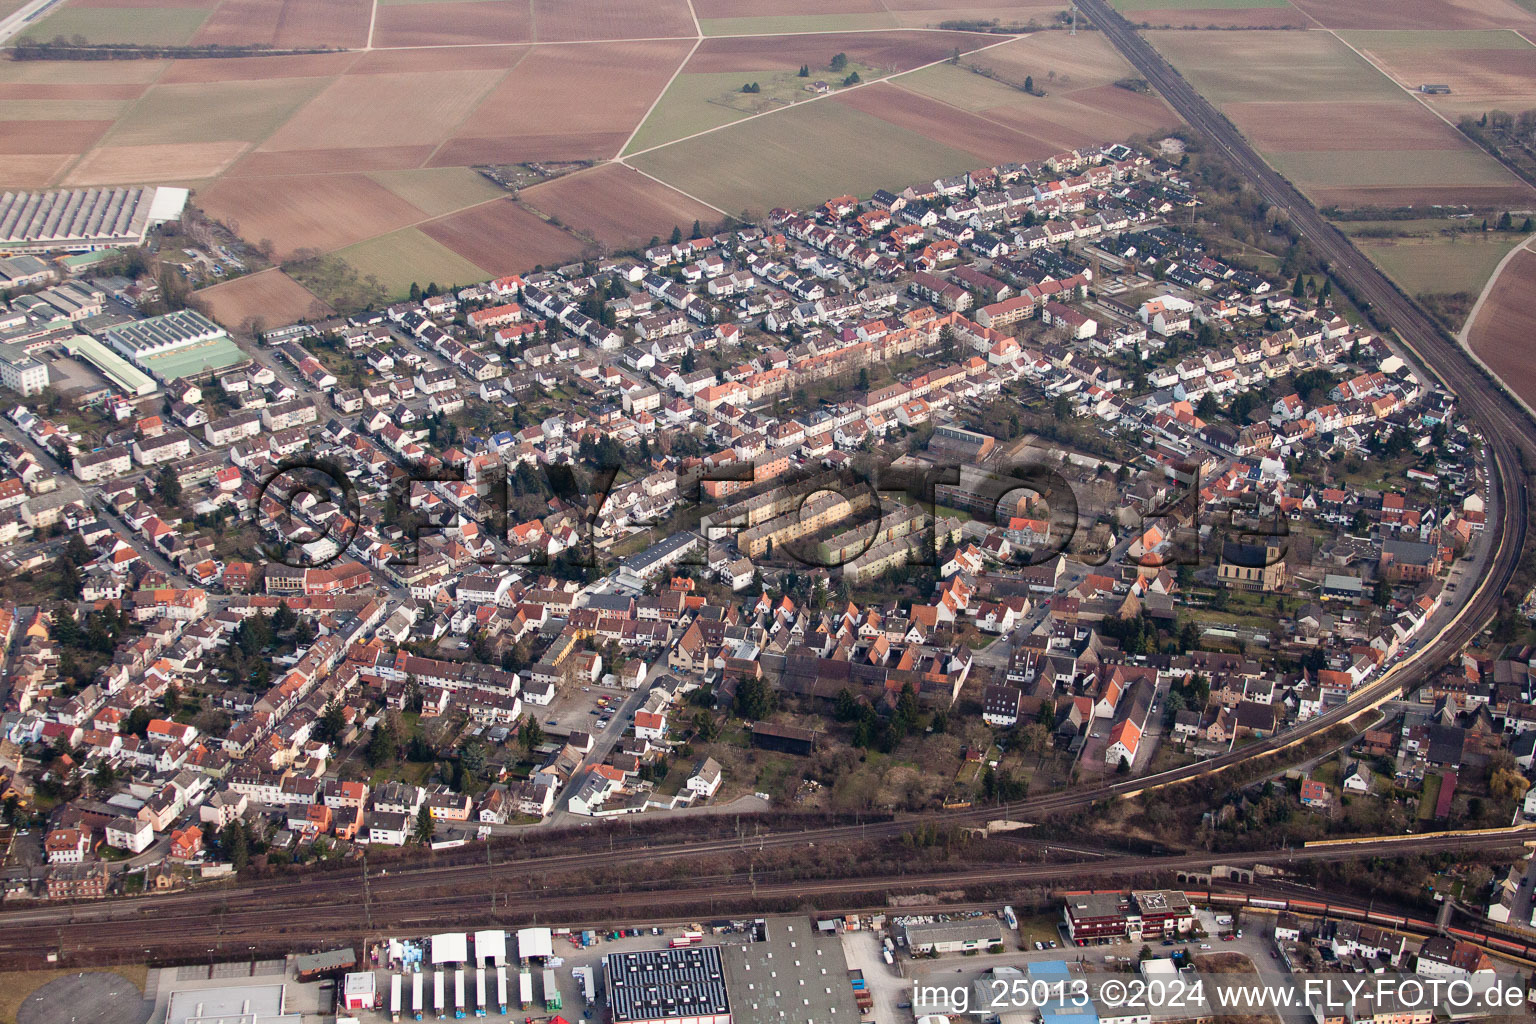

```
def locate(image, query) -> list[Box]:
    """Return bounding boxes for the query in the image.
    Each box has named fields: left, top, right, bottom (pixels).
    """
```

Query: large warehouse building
left=0, top=186, right=188, bottom=253
left=98, top=308, right=248, bottom=382
left=606, top=946, right=732, bottom=1024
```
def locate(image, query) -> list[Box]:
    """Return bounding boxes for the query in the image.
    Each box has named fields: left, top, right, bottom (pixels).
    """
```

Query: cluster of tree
left=797, top=64, right=810, bottom=77
left=51, top=598, right=125, bottom=656
left=1159, top=673, right=1210, bottom=726
left=407, top=281, right=449, bottom=301
left=365, top=714, right=401, bottom=768
left=638, top=755, right=671, bottom=782
left=314, top=699, right=348, bottom=744
left=519, top=714, right=545, bottom=752
left=734, top=675, right=778, bottom=721
left=741, top=82, right=762, bottom=93
left=832, top=682, right=929, bottom=753
left=11, top=38, right=331, bottom=61
left=979, top=763, right=1027, bottom=801
left=829, top=52, right=849, bottom=71
left=1097, top=612, right=1166, bottom=657
left=211, top=818, right=261, bottom=870
left=579, top=292, right=618, bottom=329
left=842, top=72, right=861, bottom=86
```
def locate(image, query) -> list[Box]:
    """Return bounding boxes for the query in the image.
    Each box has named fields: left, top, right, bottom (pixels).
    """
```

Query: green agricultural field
left=23, top=5, right=212, bottom=46
left=334, top=227, right=489, bottom=301
left=0, top=98, right=134, bottom=120
left=897, top=61, right=1034, bottom=112
left=367, top=167, right=508, bottom=218
left=1357, top=232, right=1528, bottom=299
left=1145, top=29, right=1403, bottom=104
left=698, top=12, right=898, bottom=35
left=1112, top=0, right=1290, bottom=10
left=629, top=99, right=981, bottom=215
left=1337, top=28, right=1535, bottom=50
left=625, top=64, right=886, bottom=155
left=1267, top=149, right=1520, bottom=189
left=1337, top=217, right=1485, bottom=237
left=0, top=58, right=168, bottom=85
left=102, top=78, right=329, bottom=147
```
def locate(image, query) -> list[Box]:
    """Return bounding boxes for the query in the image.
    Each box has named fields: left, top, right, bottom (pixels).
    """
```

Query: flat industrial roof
left=137, top=335, right=249, bottom=382
left=165, top=983, right=296, bottom=1024
left=62, top=334, right=157, bottom=397
left=104, top=308, right=223, bottom=356
left=0, top=187, right=163, bottom=249
left=722, top=918, right=860, bottom=1024
left=608, top=945, right=730, bottom=1024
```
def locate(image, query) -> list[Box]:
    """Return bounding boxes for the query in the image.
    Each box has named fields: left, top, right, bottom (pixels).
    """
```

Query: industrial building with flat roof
left=165, top=982, right=299, bottom=1024
left=62, top=334, right=157, bottom=397
left=606, top=945, right=731, bottom=1024
left=0, top=186, right=187, bottom=253
left=722, top=917, right=862, bottom=1024
left=102, top=308, right=226, bottom=360
left=899, top=918, right=1004, bottom=954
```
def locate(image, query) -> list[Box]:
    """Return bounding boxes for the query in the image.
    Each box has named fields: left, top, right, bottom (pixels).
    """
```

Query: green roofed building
left=102, top=309, right=225, bottom=361
left=63, top=335, right=157, bottom=397
left=97, top=309, right=249, bottom=382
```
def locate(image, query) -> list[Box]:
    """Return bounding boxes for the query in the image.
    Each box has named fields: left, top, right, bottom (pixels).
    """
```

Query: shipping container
left=391, top=973, right=403, bottom=1022
left=581, top=966, right=595, bottom=1003
left=542, top=968, right=561, bottom=1011
left=412, top=970, right=424, bottom=1021
left=517, top=970, right=532, bottom=1009
left=454, top=968, right=466, bottom=1019
left=475, top=967, right=487, bottom=1017
left=433, top=971, right=445, bottom=1020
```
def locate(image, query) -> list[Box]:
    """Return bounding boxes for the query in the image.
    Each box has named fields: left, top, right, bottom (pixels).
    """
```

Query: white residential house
left=365, top=811, right=410, bottom=846
left=687, top=757, right=722, bottom=799
left=105, top=815, right=154, bottom=854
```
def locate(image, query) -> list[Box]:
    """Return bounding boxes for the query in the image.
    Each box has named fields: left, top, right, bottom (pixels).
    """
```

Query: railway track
left=6, top=830, right=1527, bottom=965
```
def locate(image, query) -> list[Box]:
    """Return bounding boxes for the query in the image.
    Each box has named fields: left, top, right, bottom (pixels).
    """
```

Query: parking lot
left=534, top=678, right=637, bottom=742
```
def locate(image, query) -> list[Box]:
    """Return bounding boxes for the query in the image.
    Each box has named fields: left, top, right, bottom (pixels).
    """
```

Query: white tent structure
left=431, top=932, right=468, bottom=965
left=473, top=929, right=507, bottom=966
left=515, top=927, right=552, bottom=961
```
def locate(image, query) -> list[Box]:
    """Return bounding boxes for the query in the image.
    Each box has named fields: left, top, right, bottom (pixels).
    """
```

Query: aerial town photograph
left=1, top=0, right=1536, bottom=1020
